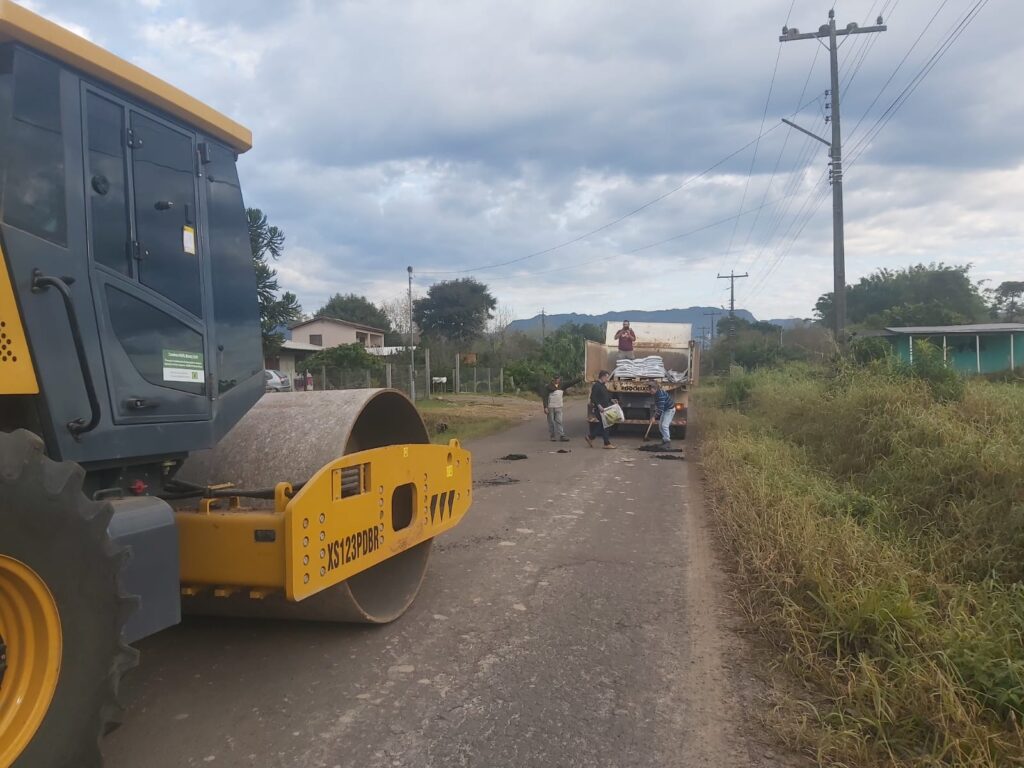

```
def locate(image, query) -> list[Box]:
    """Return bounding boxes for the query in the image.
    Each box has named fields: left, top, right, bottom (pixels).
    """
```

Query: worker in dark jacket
left=585, top=370, right=617, bottom=449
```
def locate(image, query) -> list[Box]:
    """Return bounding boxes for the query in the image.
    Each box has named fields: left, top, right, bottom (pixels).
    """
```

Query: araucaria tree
left=413, top=278, right=496, bottom=344
left=247, top=208, right=301, bottom=356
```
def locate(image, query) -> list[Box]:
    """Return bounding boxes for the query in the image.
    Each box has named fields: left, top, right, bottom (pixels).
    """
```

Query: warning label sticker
left=163, top=349, right=204, bottom=383
left=182, top=225, right=196, bottom=255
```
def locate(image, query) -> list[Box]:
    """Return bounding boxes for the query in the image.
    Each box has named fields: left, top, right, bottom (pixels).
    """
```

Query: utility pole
left=718, top=271, right=748, bottom=366
left=407, top=266, right=415, bottom=401
left=780, top=10, right=886, bottom=346
left=540, top=308, right=546, bottom=342
left=703, top=309, right=722, bottom=341
left=698, top=325, right=710, bottom=351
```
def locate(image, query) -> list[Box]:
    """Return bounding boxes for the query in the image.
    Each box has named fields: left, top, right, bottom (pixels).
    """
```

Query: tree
left=248, top=208, right=301, bottom=357
left=557, top=322, right=604, bottom=343
left=315, top=293, right=392, bottom=332
left=989, top=281, right=1024, bottom=322
left=815, top=263, right=986, bottom=330
left=380, top=291, right=422, bottom=345
left=413, top=278, right=496, bottom=344
left=303, top=343, right=383, bottom=372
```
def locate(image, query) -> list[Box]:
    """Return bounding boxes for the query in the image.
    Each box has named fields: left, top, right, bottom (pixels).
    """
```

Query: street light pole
left=407, top=266, right=415, bottom=400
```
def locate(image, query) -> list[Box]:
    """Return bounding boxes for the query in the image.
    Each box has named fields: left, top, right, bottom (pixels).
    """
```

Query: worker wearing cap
left=614, top=320, right=636, bottom=360
left=647, top=381, right=675, bottom=450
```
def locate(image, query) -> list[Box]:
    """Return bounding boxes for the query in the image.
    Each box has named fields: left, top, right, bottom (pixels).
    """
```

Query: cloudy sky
left=29, top=0, right=1020, bottom=321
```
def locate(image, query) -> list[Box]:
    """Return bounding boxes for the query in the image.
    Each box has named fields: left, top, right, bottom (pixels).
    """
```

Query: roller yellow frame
left=0, top=246, right=38, bottom=394
left=176, top=440, right=472, bottom=600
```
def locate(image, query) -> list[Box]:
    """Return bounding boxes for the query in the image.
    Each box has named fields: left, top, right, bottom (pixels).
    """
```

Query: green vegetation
left=314, top=292, right=393, bottom=332
left=698, top=365, right=1024, bottom=766
left=413, top=278, right=497, bottom=344
left=703, top=318, right=833, bottom=373
left=502, top=322, right=601, bottom=393
left=247, top=207, right=301, bottom=357
left=416, top=396, right=533, bottom=444
left=303, top=342, right=383, bottom=372
left=815, top=263, right=987, bottom=330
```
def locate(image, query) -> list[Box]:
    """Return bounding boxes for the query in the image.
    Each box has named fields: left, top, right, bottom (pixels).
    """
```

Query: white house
left=265, top=317, right=386, bottom=379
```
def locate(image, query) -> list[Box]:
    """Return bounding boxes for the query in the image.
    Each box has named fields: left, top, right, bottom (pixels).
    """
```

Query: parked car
left=265, top=369, right=293, bottom=392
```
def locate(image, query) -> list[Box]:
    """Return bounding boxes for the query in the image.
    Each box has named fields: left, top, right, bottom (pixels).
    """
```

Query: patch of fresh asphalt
left=103, top=402, right=805, bottom=768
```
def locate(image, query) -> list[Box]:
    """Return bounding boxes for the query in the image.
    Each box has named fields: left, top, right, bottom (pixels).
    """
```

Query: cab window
left=2, top=47, right=66, bottom=245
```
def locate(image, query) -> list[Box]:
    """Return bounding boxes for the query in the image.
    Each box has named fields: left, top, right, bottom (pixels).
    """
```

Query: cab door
left=83, top=87, right=211, bottom=423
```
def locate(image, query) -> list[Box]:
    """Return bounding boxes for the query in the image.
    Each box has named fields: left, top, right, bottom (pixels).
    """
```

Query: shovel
left=643, top=420, right=655, bottom=442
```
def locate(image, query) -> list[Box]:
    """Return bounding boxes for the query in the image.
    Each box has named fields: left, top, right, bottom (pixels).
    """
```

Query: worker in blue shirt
left=647, top=381, right=675, bottom=450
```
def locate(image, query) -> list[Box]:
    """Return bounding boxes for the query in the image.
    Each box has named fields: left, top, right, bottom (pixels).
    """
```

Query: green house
left=878, top=323, right=1024, bottom=375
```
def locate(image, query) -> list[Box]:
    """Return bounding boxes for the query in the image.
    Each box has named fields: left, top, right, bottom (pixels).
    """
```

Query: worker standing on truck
left=614, top=321, right=636, bottom=360
left=541, top=375, right=576, bottom=442
left=647, top=381, right=675, bottom=450
left=585, top=371, right=617, bottom=449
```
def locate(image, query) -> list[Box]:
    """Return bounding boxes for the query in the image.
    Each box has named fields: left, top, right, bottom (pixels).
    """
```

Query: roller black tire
left=0, top=430, right=137, bottom=768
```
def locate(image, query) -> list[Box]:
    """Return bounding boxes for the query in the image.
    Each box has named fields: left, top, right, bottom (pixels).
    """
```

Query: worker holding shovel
left=647, top=381, right=675, bottom=451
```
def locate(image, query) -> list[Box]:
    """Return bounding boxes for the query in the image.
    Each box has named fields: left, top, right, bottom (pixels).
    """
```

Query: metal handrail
left=31, top=270, right=101, bottom=436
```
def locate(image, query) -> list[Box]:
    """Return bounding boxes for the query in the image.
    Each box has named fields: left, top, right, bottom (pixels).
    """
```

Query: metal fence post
left=425, top=348, right=431, bottom=400
left=473, top=366, right=477, bottom=393
left=487, top=367, right=491, bottom=393
left=320, top=365, right=326, bottom=391
left=386, top=363, right=392, bottom=388
left=499, top=367, right=504, bottom=394
left=455, top=354, right=461, bottom=395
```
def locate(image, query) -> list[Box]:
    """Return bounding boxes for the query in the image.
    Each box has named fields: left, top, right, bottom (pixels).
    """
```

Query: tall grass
left=698, top=366, right=1024, bottom=766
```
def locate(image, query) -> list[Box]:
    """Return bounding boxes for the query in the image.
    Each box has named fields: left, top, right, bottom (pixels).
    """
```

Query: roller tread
left=1, top=430, right=137, bottom=768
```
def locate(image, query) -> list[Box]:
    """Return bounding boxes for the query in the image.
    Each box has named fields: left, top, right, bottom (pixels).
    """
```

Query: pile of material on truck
left=612, top=355, right=666, bottom=378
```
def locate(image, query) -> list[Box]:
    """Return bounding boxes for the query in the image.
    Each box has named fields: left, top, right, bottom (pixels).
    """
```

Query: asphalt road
left=104, top=402, right=797, bottom=768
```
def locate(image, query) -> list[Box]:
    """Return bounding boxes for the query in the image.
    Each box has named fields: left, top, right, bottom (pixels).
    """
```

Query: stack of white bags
left=612, top=355, right=666, bottom=379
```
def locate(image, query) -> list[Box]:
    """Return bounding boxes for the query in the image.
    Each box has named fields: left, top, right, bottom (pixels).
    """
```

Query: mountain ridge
left=509, top=307, right=763, bottom=333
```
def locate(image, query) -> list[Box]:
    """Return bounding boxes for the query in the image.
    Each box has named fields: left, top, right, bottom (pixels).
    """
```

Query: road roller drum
left=174, top=390, right=472, bottom=623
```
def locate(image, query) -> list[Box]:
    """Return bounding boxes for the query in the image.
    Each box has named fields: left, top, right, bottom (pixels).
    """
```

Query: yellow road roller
left=0, top=3, right=472, bottom=765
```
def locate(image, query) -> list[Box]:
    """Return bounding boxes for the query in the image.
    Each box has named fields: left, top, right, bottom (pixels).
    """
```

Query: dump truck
left=0, top=4, right=472, bottom=766
left=584, top=322, right=700, bottom=438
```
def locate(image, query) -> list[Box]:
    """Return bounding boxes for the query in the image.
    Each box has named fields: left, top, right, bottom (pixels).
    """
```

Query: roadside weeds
left=694, top=368, right=1024, bottom=768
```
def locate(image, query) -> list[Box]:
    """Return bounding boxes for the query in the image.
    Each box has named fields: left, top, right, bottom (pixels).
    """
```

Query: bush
left=699, top=367, right=1024, bottom=766
left=849, top=335, right=892, bottom=364
left=304, top=343, right=383, bottom=371
left=721, top=374, right=753, bottom=407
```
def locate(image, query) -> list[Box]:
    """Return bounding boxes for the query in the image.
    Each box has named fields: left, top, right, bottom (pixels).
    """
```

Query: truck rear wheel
left=0, top=430, right=136, bottom=768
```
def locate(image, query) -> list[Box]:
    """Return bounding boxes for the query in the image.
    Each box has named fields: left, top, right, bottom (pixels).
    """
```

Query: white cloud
left=22, top=0, right=1024, bottom=320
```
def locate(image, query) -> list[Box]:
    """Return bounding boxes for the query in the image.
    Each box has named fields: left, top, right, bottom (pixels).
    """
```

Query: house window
left=309, top=334, right=323, bottom=346
left=356, top=332, right=367, bottom=345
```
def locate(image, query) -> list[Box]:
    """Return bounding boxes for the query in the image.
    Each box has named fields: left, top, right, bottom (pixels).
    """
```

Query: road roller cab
left=0, top=4, right=472, bottom=766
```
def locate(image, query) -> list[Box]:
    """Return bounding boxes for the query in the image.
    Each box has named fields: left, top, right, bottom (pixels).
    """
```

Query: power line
left=744, top=0, right=988, bottom=312
left=724, top=0, right=796, bottom=271
left=482, top=190, right=799, bottom=285
left=844, top=0, right=951, bottom=150
left=741, top=41, right=823, bottom=255
left=778, top=9, right=887, bottom=343
left=846, top=0, right=989, bottom=169
left=418, top=94, right=824, bottom=277
left=744, top=182, right=831, bottom=301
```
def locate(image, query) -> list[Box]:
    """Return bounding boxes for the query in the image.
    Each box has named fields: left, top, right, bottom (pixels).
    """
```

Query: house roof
left=0, top=0, right=251, bottom=152
left=884, top=323, right=1024, bottom=335
left=281, top=340, right=323, bottom=352
left=289, top=316, right=386, bottom=335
